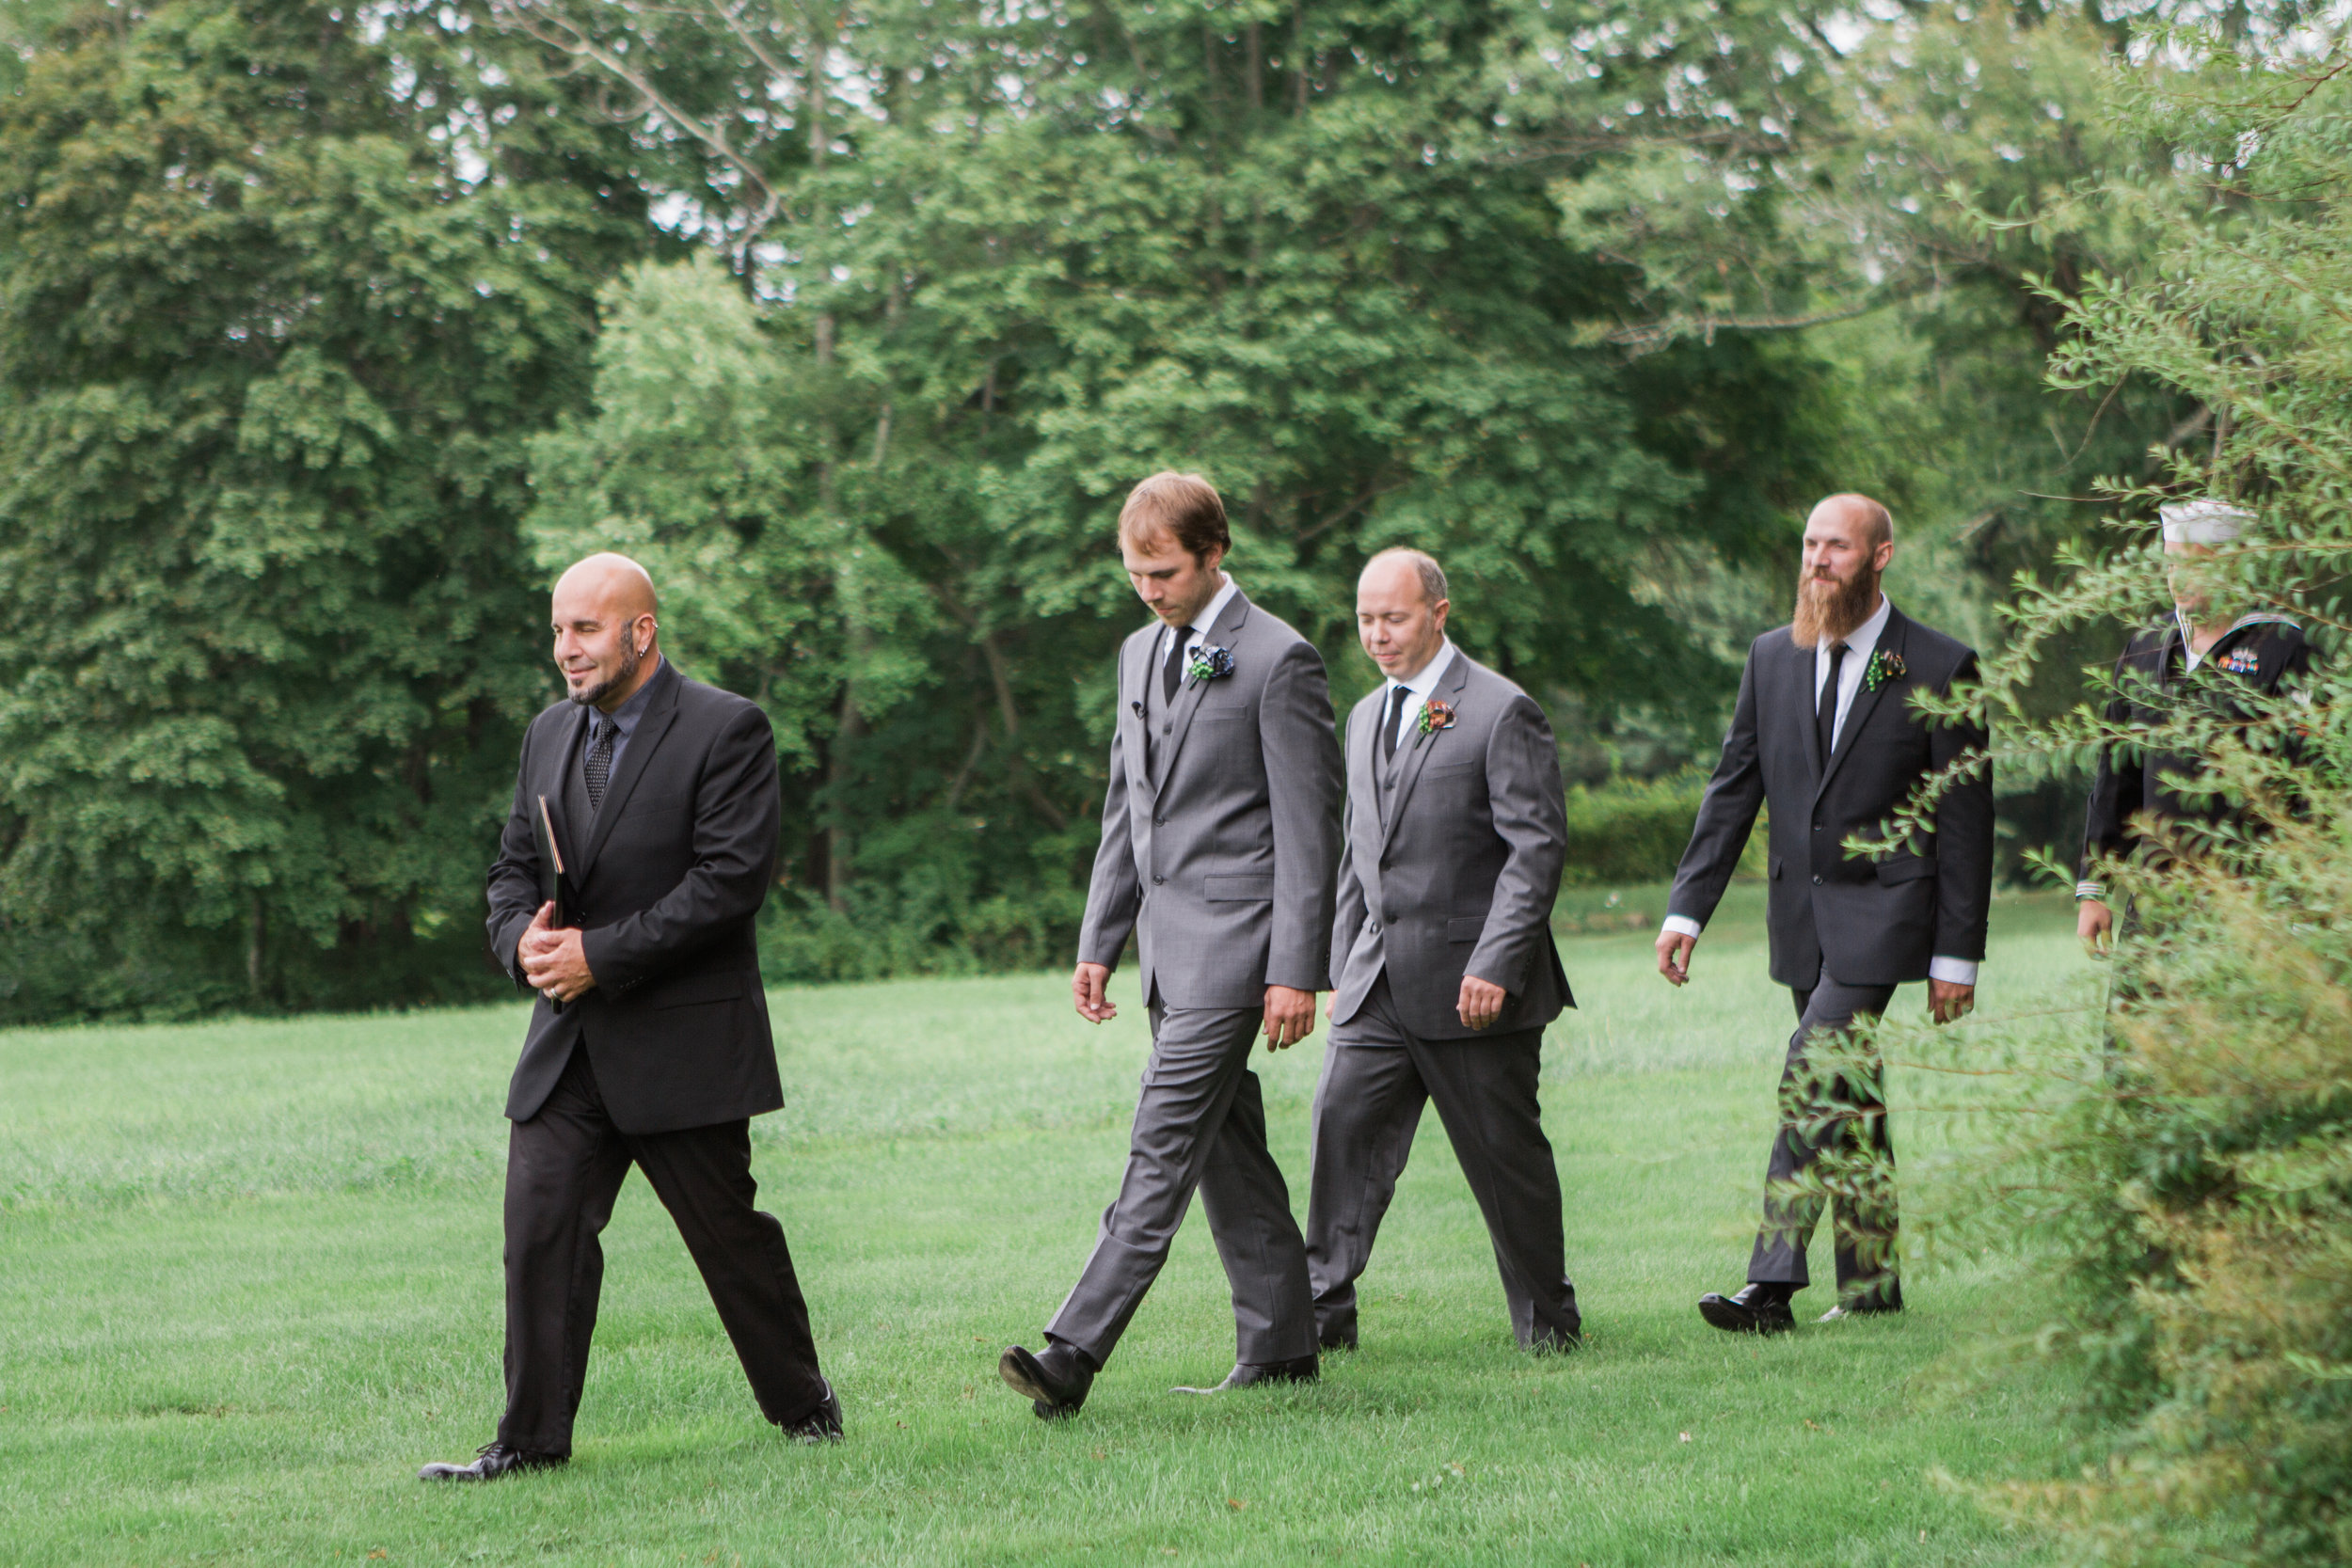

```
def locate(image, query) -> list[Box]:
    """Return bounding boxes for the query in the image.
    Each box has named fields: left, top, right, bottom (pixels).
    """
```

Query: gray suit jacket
left=1077, top=589, right=1343, bottom=1008
left=1329, top=650, right=1574, bottom=1040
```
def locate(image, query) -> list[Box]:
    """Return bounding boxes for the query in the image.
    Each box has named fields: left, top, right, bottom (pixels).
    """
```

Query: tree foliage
left=0, top=0, right=2267, bottom=1009
left=1832, top=23, right=2352, bottom=1560
left=0, top=0, right=654, bottom=1017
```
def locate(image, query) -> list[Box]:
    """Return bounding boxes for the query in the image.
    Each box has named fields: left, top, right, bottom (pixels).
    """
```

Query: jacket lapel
left=1350, top=689, right=1388, bottom=910
left=576, top=660, right=683, bottom=880
left=1815, top=607, right=1908, bottom=800
left=538, top=703, right=594, bottom=868
left=1379, top=651, right=1470, bottom=855
left=1148, top=591, right=1252, bottom=795
left=1122, top=628, right=1156, bottom=798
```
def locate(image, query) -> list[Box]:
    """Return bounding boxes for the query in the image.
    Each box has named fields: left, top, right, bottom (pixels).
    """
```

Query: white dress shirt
left=1158, top=573, right=1242, bottom=673
left=1661, top=594, right=1978, bottom=987
left=1378, top=638, right=1458, bottom=749
left=1814, top=591, right=1893, bottom=753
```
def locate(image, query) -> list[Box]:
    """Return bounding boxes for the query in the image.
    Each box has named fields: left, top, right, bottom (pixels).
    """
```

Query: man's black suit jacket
left=485, top=658, right=785, bottom=1135
left=1668, top=606, right=1994, bottom=990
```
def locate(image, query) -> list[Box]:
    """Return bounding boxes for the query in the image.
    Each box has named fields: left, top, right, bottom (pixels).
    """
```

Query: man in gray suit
left=1305, top=549, right=1581, bottom=1354
left=999, top=472, right=1343, bottom=1419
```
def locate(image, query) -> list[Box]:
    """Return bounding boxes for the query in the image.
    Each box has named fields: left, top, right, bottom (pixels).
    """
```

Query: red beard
left=1790, top=562, right=1881, bottom=647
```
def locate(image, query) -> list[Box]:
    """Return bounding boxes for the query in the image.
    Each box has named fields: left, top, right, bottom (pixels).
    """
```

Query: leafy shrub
left=1830, top=31, right=2352, bottom=1563
left=1560, top=773, right=1770, bottom=886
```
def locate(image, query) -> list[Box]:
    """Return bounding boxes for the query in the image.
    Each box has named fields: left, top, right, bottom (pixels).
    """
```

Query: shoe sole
left=998, top=1351, right=1080, bottom=1418
left=1698, top=1299, right=1793, bottom=1335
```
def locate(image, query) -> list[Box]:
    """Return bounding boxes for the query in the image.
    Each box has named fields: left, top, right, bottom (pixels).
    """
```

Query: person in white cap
left=2076, top=499, right=2315, bottom=949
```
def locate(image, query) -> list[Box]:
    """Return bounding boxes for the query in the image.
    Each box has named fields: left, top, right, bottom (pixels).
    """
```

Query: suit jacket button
left=1152, top=875, right=1166, bottom=885
left=1369, top=923, right=1380, bottom=933
left=1812, top=874, right=1823, bottom=885
left=1384, top=910, right=1397, bottom=922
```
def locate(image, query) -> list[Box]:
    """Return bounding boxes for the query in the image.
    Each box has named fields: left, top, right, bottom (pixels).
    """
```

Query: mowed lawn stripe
left=0, top=892, right=2090, bottom=1565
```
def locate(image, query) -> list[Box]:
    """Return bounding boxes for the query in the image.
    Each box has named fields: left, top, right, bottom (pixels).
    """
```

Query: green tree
left=0, top=0, right=653, bottom=1018
left=516, top=0, right=1845, bottom=975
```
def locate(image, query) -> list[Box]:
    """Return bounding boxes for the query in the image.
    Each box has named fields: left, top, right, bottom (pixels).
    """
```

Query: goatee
left=1790, top=563, right=1881, bottom=647
left=570, top=636, right=642, bottom=708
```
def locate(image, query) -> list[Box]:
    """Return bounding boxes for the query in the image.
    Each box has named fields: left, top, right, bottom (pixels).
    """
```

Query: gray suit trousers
left=1306, top=974, right=1580, bottom=1351
left=1046, top=1004, right=1317, bottom=1368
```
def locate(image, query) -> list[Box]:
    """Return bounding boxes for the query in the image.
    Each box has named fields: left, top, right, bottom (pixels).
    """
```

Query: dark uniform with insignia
left=2076, top=611, right=2314, bottom=902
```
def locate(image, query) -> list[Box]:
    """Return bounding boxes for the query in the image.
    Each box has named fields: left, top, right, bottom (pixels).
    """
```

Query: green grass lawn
left=0, top=888, right=2105, bottom=1566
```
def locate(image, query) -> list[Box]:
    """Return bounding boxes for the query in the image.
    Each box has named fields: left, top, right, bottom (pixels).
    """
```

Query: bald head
left=555, top=552, right=659, bottom=622
left=1360, top=547, right=1449, bottom=610
left=550, top=552, right=661, bottom=711
left=1807, top=493, right=1893, bottom=552
left=1357, top=548, right=1452, bottom=682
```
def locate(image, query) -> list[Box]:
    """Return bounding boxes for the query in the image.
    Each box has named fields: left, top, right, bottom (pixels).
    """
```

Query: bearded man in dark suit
left=420, top=553, right=838, bottom=1481
left=1658, top=495, right=1994, bottom=1333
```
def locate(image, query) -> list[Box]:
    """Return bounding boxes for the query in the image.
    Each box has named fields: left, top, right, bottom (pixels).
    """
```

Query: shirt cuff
left=2074, top=881, right=2106, bottom=901
left=1661, top=914, right=1703, bottom=940
left=1928, top=956, right=1979, bottom=987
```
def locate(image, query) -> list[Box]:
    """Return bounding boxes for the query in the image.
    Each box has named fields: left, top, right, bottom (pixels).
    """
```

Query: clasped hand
left=519, top=901, right=597, bottom=1004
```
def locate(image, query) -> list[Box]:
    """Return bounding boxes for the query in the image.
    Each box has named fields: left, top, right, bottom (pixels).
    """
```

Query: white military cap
left=2159, top=499, right=2253, bottom=545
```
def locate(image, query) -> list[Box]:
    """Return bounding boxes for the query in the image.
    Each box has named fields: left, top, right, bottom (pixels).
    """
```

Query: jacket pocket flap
left=648, top=973, right=748, bottom=1008
left=1874, top=855, right=1935, bottom=885
left=1445, top=916, right=1486, bottom=943
left=1204, top=873, right=1277, bottom=902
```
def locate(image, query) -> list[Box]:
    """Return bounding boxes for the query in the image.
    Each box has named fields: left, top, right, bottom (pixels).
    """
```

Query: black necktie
left=1162, top=625, right=1193, bottom=705
left=1817, top=641, right=1849, bottom=761
left=1383, top=684, right=1408, bottom=763
left=585, top=716, right=616, bottom=810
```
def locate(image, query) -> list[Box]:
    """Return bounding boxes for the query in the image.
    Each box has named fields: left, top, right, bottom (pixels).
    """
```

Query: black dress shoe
left=418, top=1442, right=566, bottom=1481
left=1528, top=1315, right=1584, bottom=1354
left=1819, top=1289, right=1902, bottom=1323
left=1172, top=1354, right=1321, bottom=1394
left=779, top=1379, right=844, bottom=1443
left=1318, top=1331, right=1359, bottom=1354
left=1697, top=1283, right=1796, bottom=1336
left=999, top=1341, right=1094, bottom=1419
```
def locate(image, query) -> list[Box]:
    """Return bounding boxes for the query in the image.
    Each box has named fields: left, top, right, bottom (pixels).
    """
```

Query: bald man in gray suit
left=999, top=472, right=1343, bottom=1419
left=1305, top=549, right=1581, bottom=1354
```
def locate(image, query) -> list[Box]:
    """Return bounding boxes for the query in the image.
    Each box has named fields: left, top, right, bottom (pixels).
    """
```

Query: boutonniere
left=1186, top=645, right=1236, bottom=685
left=1416, top=698, right=1457, bottom=741
left=1862, top=650, right=1907, bottom=693
left=2219, top=647, right=2262, bottom=675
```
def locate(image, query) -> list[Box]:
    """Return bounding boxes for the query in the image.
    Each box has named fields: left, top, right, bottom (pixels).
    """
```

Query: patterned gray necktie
left=584, top=716, right=616, bottom=810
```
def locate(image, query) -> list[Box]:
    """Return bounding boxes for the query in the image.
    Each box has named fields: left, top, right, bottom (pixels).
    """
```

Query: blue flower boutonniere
left=1863, top=649, right=1907, bottom=693
left=1187, top=645, right=1236, bottom=685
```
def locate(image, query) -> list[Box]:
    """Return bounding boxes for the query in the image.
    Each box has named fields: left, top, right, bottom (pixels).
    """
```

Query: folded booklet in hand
left=532, top=796, right=579, bottom=1012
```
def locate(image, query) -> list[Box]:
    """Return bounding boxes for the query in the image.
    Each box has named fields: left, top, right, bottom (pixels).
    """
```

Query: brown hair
left=1118, top=471, right=1231, bottom=562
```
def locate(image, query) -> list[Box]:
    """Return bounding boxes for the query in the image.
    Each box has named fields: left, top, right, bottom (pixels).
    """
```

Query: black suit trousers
left=1747, top=976, right=1903, bottom=1304
left=497, top=1047, right=827, bottom=1455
